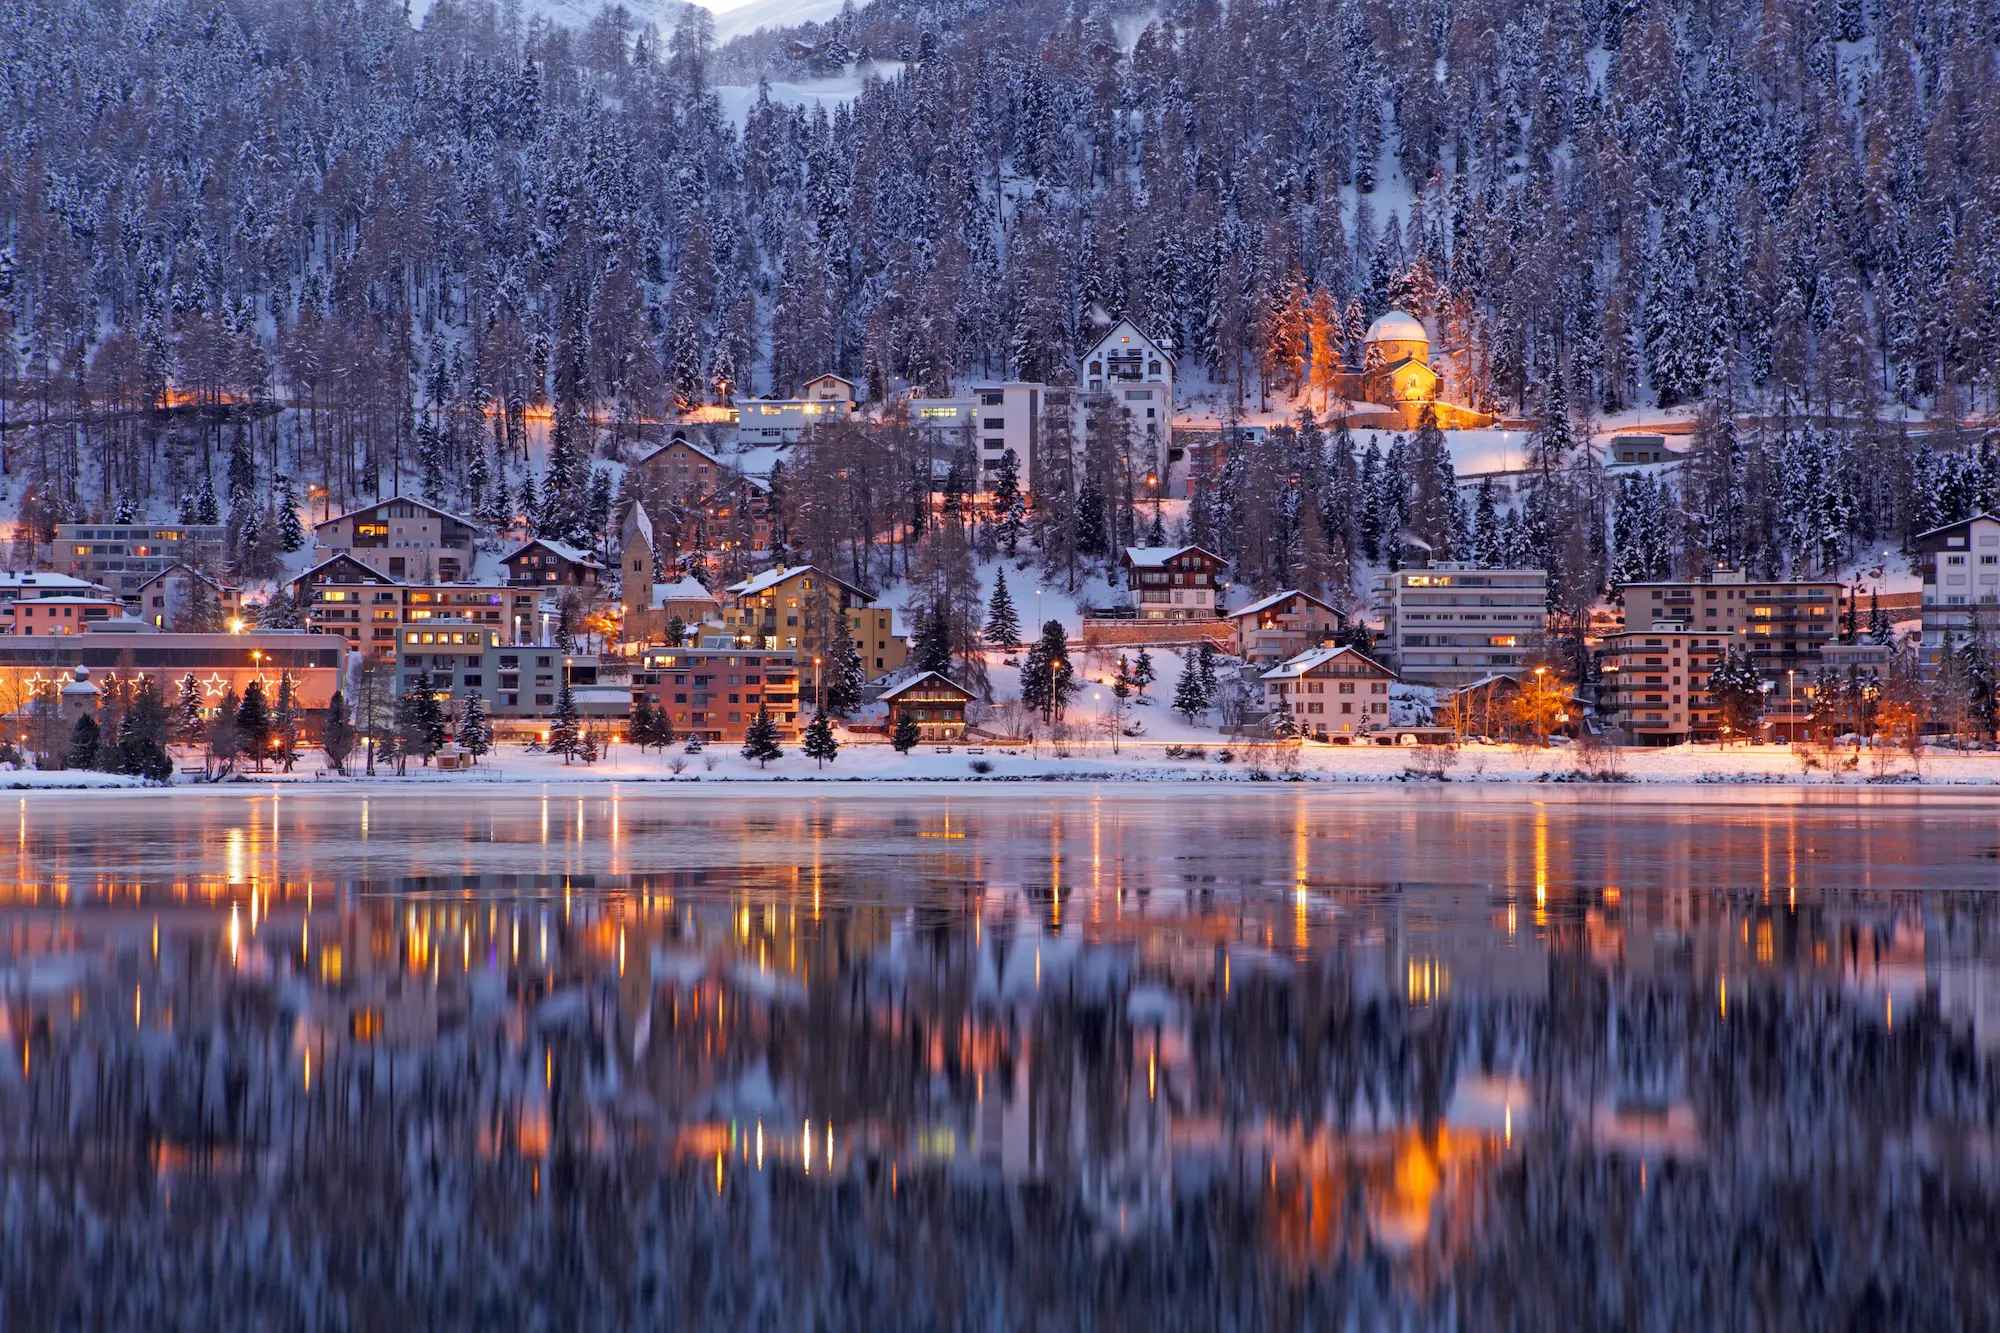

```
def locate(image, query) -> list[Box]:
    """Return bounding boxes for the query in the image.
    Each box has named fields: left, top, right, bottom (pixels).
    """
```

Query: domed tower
left=1362, top=311, right=1429, bottom=369
left=60, top=664, right=100, bottom=725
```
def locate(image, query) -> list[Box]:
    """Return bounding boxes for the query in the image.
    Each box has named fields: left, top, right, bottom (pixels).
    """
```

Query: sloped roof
left=1226, top=589, right=1340, bottom=621
left=652, top=578, right=717, bottom=608
left=1123, top=544, right=1224, bottom=569
left=0, top=572, right=113, bottom=595
left=726, top=564, right=871, bottom=603
left=293, top=553, right=400, bottom=586
left=1259, top=645, right=1396, bottom=681
left=131, top=561, right=236, bottom=596
left=623, top=499, right=654, bottom=547
left=1913, top=512, right=2000, bottom=542
left=637, top=435, right=729, bottom=471
left=314, top=495, right=479, bottom=530
left=502, top=537, right=605, bottom=569
left=877, top=670, right=974, bottom=702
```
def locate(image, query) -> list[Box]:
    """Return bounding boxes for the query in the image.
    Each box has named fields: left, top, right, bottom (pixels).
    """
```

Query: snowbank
left=93, top=737, right=2000, bottom=791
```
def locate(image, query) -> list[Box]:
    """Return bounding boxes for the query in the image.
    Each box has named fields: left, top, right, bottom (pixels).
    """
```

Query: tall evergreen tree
left=741, top=704, right=783, bottom=766
left=984, top=570, right=1022, bottom=652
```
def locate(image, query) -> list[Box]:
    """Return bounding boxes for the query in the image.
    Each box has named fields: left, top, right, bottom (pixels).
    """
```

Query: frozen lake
left=1, top=785, right=1997, bottom=1328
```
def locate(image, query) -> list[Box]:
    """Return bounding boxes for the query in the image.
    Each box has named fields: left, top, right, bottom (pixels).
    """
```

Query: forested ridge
left=3, top=0, right=1998, bottom=602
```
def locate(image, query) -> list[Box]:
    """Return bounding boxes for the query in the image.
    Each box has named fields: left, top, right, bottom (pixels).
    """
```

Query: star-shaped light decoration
left=200, top=673, right=230, bottom=699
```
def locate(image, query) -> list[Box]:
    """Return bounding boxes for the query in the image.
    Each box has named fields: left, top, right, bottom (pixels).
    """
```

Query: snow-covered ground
left=54, top=735, right=2000, bottom=790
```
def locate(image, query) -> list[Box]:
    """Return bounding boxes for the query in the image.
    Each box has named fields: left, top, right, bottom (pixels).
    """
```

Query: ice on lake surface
left=2, top=785, right=1998, bottom=1330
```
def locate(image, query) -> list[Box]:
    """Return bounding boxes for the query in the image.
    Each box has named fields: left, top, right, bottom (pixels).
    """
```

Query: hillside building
left=311, top=498, right=479, bottom=583
left=1327, top=311, right=1493, bottom=430
left=721, top=565, right=905, bottom=677
left=1374, top=565, right=1547, bottom=686
left=1914, top=513, right=2000, bottom=670
left=1121, top=545, right=1225, bottom=621
left=57, top=523, right=226, bottom=595
left=733, top=373, right=859, bottom=444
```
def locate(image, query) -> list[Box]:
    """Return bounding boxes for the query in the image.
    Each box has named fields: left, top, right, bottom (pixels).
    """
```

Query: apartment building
left=1374, top=565, right=1548, bottom=686
left=907, top=382, right=1047, bottom=491
left=1913, top=513, right=2000, bottom=668
left=721, top=565, right=906, bottom=677
left=56, top=523, right=225, bottom=595
left=131, top=562, right=244, bottom=630
left=311, top=498, right=480, bottom=583
left=0, top=594, right=127, bottom=635
left=1226, top=589, right=1346, bottom=668
left=293, top=554, right=542, bottom=665
left=1596, top=624, right=1732, bottom=743
left=1616, top=567, right=1843, bottom=729
left=733, top=373, right=859, bottom=443
left=905, top=320, right=1181, bottom=497
left=632, top=642, right=801, bottom=743
left=394, top=624, right=608, bottom=722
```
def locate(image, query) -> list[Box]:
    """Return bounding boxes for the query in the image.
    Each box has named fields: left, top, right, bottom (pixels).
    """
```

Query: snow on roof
left=1912, top=512, right=2000, bottom=542
left=504, top=537, right=604, bottom=568
left=624, top=499, right=654, bottom=546
left=726, top=564, right=870, bottom=602
left=315, top=495, right=479, bottom=529
left=1226, top=588, right=1338, bottom=620
left=1123, top=545, right=1187, bottom=568
left=877, top=670, right=973, bottom=701
left=1364, top=310, right=1428, bottom=344
left=1122, top=544, right=1222, bottom=568
left=652, top=578, right=717, bottom=608
left=1259, top=645, right=1395, bottom=681
left=8, top=594, right=122, bottom=605
left=638, top=436, right=728, bottom=470
left=0, top=572, right=112, bottom=594
left=131, top=561, right=234, bottom=594
left=294, top=553, right=400, bottom=584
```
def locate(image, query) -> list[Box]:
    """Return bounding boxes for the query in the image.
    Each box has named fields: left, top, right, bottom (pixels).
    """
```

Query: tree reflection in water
left=0, top=789, right=1994, bottom=1329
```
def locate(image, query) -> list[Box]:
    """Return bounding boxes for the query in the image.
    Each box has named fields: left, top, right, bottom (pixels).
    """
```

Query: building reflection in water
left=0, top=789, right=1996, bottom=1328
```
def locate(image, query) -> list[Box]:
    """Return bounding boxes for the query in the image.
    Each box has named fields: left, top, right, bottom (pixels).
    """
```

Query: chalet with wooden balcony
left=879, top=671, right=975, bottom=742
left=1121, top=545, right=1225, bottom=621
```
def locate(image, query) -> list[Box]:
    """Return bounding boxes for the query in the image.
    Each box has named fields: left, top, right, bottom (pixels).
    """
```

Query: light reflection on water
left=0, top=786, right=1997, bottom=1329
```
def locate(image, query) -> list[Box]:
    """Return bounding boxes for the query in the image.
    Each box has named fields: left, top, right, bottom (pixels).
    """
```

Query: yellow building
left=1332, top=311, right=1493, bottom=430
left=721, top=565, right=907, bottom=679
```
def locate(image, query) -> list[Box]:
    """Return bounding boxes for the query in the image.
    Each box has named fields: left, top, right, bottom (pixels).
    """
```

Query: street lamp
left=814, top=655, right=823, bottom=715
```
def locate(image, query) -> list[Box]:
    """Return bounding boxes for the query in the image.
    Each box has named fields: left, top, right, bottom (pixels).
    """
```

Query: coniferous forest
left=2, top=0, right=1997, bottom=615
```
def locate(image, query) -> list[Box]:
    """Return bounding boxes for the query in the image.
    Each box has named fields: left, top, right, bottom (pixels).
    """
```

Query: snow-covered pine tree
left=741, top=705, right=783, bottom=767
left=1172, top=651, right=1208, bottom=724
left=803, top=712, right=840, bottom=767
left=984, top=570, right=1021, bottom=652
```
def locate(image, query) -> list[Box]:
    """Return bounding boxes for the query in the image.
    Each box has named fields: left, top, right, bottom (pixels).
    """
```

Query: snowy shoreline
left=11, top=741, right=2000, bottom=793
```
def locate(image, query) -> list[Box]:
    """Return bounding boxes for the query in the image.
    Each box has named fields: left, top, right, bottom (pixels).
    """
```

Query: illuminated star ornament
left=200, top=673, right=230, bottom=699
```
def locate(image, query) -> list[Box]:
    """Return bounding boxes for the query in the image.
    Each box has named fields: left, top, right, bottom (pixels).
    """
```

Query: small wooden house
left=879, top=671, right=975, bottom=743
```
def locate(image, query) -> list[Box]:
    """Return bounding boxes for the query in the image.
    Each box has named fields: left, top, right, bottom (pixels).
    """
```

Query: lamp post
left=1786, top=667, right=1796, bottom=740
left=1534, top=665, right=1549, bottom=747
left=814, top=656, right=823, bottom=716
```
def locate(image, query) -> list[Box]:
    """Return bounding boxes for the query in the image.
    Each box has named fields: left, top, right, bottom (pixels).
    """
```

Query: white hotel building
left=1373, top=564, right=1549, bottom=686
